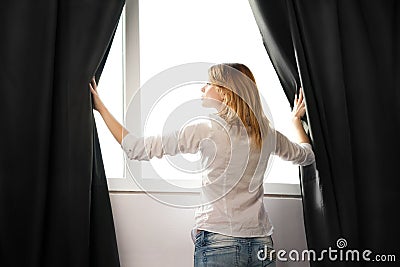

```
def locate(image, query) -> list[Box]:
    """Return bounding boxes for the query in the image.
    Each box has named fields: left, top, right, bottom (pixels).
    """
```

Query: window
left=94, top=6, right=125, bottom=179
left=96, top=0, right=301, bottom=195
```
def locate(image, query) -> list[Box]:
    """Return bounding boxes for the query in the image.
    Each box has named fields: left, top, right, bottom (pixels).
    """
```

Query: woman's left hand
left=292, top=88, right=306, bottom=121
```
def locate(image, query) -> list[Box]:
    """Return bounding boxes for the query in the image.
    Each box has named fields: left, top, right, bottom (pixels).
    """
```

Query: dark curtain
left=249, top=0, right=400, bottom=266
left=0, top=1, right=124, bottom=266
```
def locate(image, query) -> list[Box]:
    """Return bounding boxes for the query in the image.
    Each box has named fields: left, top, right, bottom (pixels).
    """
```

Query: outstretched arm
left=273, top=87, right=315, bottom=166
left=89, top=77, right=129, bottom=144
left=89, top=77, right=208, bottom=161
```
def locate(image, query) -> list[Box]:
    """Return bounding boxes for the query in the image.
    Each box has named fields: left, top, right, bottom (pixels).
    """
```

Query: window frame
left=106, top=0, right=301, bottom=196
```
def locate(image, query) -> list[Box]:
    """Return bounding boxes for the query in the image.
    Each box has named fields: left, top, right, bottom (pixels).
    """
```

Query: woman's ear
left=222, top=91, right=231, bottom=103
left=220, top=91, right=227, bottom=102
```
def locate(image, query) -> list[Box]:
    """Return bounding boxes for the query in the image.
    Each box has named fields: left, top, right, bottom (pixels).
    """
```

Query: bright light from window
left=94, top=7, right=125, bottom=179
left=138, top=0, right=299, bottom=183
left=96, top=2, right=300, bottom=185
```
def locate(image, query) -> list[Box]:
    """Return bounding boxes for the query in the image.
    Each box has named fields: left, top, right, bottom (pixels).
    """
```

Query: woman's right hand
left=89, top=77, right=104, bottom=112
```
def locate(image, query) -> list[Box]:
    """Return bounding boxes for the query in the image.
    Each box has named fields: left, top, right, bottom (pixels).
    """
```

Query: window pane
left=139, top=0, right=298, bottom=183
left=94, top=8, right=125, bottom=179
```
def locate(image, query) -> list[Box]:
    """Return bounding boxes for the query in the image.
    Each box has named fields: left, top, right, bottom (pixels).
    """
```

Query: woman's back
left=195, top=115, right=275, bottom=237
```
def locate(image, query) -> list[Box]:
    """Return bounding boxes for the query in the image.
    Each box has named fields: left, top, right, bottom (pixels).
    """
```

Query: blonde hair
left=208, top=63, right=269, bottom=150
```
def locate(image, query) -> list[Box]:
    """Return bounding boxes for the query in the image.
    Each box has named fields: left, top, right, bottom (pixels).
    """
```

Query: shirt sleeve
left=121, top=122, right=209, bottom=161
left=272, top=130, right=315, bottom=166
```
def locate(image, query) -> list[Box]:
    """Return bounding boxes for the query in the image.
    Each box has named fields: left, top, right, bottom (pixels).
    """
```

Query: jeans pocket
left=195, top=244, right=240, bottom=267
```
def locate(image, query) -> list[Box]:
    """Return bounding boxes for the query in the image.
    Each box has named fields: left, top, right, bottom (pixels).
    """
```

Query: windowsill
left=106, top=177, right=301, bottom=197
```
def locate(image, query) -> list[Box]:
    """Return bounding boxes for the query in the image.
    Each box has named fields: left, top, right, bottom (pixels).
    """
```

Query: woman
left=90, top=63, right=315, bottom=267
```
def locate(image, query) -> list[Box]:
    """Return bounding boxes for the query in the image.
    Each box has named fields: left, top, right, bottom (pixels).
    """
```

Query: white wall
left=110, top=193, right=310, bottom=267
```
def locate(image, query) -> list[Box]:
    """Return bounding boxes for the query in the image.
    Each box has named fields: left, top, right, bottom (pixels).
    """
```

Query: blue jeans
left=194, top=231, right=276, bottom=267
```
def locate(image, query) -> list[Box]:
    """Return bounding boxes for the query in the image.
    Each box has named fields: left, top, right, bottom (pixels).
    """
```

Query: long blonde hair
left=208, top=63, right=269, bottom=150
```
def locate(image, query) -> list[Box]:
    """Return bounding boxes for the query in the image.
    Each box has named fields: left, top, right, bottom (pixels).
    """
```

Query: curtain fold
left=249, top=0, right=400, bottom=266
left=0, top=1, right=124, bottom=266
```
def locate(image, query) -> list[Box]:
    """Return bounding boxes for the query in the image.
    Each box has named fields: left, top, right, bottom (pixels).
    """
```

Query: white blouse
left=121, top=114, right=315, bottom=238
